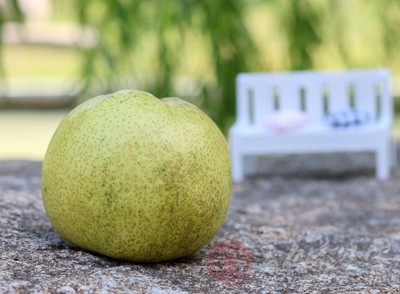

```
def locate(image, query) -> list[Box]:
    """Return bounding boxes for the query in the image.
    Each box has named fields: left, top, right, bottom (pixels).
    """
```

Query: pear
left=41, top=90, right=232, bottom=262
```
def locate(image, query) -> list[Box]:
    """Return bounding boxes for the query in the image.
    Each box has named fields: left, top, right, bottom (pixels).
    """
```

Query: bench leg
left=231, top=150, right=245, bottom=183
left=247, top=155, right=258, bottom=176
left=391, top=138, right=398, bottom=168
left=376, top=140, right=391, bottom=180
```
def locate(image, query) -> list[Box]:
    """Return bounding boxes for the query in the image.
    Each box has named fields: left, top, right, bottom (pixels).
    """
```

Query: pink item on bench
left=262, top=110, right=310, bottom=133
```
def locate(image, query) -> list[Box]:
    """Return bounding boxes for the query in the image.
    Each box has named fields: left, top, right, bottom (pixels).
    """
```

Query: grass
left=0, top=109, right=69, bottom=160
left=3, top=44, right=80, bottom=78
left=394, top=115, right=400, bottom=138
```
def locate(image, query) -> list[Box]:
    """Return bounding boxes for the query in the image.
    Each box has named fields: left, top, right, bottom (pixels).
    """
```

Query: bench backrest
left=236, top=69, right=391, bottom=127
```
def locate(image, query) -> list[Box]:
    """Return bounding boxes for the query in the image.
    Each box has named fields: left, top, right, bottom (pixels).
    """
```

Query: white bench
left=229, top=69, right=393, bottom=182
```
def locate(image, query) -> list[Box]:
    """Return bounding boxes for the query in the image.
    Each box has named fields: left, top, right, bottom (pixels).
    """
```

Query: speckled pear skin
left=41, top=90, right=232, bottom=262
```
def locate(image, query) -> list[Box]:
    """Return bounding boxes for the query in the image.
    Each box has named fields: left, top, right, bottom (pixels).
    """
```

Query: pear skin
left=42, top=90, right=232, bottom=262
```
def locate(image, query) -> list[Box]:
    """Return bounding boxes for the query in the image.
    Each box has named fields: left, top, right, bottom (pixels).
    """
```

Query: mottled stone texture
left=1, top=156, right=400, bottom=293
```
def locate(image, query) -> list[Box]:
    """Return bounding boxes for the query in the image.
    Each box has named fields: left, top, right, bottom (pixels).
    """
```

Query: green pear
left=41, top=90, right=232, bottom=262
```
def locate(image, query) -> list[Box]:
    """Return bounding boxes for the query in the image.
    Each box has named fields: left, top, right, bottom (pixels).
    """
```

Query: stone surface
left=1, top=155, right=400, bottom=293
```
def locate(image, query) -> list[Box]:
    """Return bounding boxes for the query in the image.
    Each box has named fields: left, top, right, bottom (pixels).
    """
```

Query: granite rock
left=1, top=155, right=400, bottom=293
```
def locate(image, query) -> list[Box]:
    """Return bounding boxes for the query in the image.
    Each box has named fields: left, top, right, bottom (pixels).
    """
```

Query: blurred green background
left=0, top=0, right=399, bottom=159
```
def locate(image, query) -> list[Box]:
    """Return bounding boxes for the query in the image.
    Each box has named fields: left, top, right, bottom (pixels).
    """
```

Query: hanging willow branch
left=74, top=0, right=258, bottom=134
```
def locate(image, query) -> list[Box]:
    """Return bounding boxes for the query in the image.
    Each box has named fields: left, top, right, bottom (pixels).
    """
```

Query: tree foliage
left=1, top=0, right=400, bottom=131
left=279, top=0, right=322, bottom=70
left=74, top=0, right=257, bottom=133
